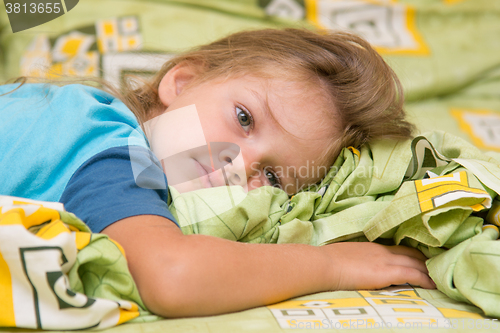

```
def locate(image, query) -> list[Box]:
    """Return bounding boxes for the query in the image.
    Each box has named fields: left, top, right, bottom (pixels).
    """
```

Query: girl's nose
left=211, top=142, right=247, bottom=187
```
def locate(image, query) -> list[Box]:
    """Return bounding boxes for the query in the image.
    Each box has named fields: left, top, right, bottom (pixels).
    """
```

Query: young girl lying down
left=0, top=28, right=435, bottom=318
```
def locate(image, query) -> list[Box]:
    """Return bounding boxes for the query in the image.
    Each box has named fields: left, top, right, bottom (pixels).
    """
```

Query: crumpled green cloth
left=64, top=214, right=161, bottom=324
left=0, top=197, right=160, bottom=330
left=169, top=131, right=500, bottom=317
left=427, top=226, right=500, bottom=319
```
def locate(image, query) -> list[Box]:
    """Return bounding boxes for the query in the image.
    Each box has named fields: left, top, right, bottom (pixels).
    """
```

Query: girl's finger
left=387, top=245, right=428, bottom=261
left=391, top=254, right=429, bottom=275
left=388, top=265, right=436, bottom=290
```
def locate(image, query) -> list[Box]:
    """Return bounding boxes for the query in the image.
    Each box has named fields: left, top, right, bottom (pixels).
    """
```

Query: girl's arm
left=102, top=215, right=435, bottom=318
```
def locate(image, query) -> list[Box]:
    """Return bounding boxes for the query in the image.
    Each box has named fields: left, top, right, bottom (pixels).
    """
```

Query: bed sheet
left=0, top=288, right=495, bottom=332
left=1, top=0, right=500, bottom=331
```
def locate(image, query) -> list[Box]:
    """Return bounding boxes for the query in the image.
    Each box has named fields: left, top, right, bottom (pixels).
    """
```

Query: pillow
left=2, top=0, right=500, bottom=98
left=0, top=0, right=307, bottom=86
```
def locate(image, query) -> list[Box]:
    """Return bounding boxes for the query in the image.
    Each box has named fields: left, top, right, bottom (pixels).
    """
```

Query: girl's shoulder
left=0, top=82, right=136, bottom=122
left=0, top=82, right=114, bottom=103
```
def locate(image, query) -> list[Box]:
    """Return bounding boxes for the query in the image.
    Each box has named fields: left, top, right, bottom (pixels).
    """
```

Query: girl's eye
left=265, top=168, right=281, bottom=188
left=236, top=106, right=253, bottom=132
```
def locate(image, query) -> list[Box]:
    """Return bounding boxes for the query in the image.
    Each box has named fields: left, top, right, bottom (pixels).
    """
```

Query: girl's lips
left=194, top=159, right=213, bottom=188
left=194, top=159, right=231, bottom=188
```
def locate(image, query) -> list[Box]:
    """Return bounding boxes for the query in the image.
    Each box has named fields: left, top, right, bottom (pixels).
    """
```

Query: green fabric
left=382, top=0, right=500, bottom=102
left=2, top=0, right=500, bottom=327
left=427, top=227, right=500, bottom=318
left=3, top=287, right=491, bottom=333
left=1, top=0, right=500, bottom=103
left=60, top=211, right=162, bottom=323
left=169, top=131, right=500, bottom=318
left=0, top=0, right=309, bottom=83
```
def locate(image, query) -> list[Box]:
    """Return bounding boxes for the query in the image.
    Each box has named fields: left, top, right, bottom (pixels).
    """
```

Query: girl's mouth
left=194, top=159, right=214, bottom=188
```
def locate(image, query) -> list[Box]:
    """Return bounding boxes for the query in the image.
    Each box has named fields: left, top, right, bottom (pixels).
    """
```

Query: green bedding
left=1, top=131, right=499, bottom=331
left=171, top=131, right=500, bottom=317
left=1, top=0, right=500, bottom=332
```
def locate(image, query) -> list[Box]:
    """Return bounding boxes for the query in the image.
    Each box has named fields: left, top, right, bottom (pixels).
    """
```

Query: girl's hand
left=321, top=242, right=436, bottom=291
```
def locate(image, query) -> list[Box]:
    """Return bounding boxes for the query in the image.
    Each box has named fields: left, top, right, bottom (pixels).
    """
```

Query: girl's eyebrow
left=247, top=88, right=273, bottom=122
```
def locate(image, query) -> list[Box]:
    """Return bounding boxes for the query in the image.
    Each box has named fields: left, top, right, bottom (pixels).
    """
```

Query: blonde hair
left=8, top=28, right=414, bottom=169
left=123, top=28, right=414, bottom=165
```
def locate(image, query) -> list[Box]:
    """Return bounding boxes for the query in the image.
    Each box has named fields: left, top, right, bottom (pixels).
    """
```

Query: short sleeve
left=0, top=83, right=150, bottom=202
left=59, top=146, right=178, bottom=233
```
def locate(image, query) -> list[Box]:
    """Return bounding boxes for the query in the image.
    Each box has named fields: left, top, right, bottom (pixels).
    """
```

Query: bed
left=1, top=0, right=500, bottom=331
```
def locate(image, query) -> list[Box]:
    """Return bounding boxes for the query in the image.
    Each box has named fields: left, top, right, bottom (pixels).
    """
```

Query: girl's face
left=148, top=66, right=336, bottom=195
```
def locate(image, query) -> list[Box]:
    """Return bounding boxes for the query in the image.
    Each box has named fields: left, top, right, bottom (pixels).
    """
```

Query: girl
left=0, top=28, right=435, bottom=318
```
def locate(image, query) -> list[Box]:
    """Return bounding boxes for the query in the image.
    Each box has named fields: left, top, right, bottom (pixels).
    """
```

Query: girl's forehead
left=252, top=80, right=336, bottom=190
left=230, top=74, right=333, bottom=112
left=260, top=80, right=334, bottom=137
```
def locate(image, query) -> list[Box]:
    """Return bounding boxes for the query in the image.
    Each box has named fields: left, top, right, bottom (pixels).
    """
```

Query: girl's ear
left=158, top=63, right=198, bottom=107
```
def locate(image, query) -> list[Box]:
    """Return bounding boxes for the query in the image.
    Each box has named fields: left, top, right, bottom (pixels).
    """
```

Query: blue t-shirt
left=0, top=83, right=177, bottom=232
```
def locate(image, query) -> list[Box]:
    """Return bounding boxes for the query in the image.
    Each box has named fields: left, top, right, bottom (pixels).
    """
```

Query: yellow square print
left=371, top=299, right=428, bottom=306
left=305, top=0, right=430, bottom=55
left=451, top=108, right=500, bottom=152
left=359, top=289, right=420, bottom=299
left=393, top=308, right=425, bottom=313
left=414, top=173, right=489, bottom=213
left=267, top=298, right=369, bottom=309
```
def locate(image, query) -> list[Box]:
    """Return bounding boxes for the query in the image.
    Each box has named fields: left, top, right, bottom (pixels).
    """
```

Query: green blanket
left=170, top=131, right=500, bottom=318
left=2, top=131, right=499, bottom=331
left=2, top=0, right=500, bottom=330
left=2, top=0, right=500, bottom=104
